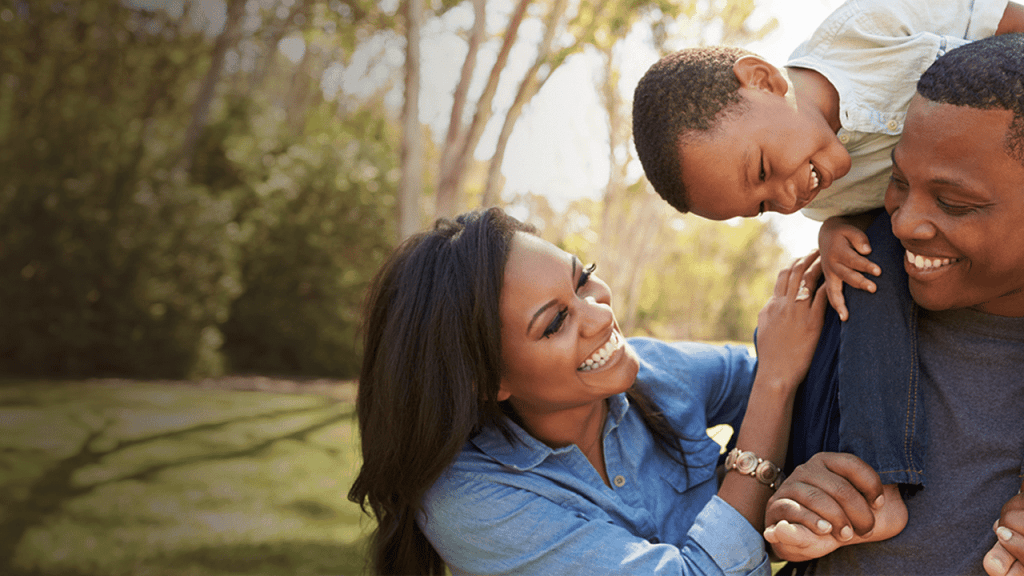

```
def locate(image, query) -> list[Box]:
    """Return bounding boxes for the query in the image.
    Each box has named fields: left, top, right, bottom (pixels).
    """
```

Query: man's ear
left=733, top=55, right=788, bottom=95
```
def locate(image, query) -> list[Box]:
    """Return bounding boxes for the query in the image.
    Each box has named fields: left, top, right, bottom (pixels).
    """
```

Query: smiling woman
left=348, top=207, right=828, bottom=576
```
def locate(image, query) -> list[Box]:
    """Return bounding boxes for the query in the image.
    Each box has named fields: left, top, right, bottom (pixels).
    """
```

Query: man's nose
left=890, top=193, right=936, bottom=240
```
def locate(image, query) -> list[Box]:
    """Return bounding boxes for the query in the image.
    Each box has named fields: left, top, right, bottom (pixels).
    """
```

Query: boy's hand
left=818, top=215, right=882, bottom=321
left=984, top=480, right=1024, bottom=576
left=764, top=453, right=907, bottom=562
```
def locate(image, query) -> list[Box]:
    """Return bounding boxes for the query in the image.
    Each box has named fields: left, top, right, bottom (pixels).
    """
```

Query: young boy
left=632, top=0, right=1024, bottom=320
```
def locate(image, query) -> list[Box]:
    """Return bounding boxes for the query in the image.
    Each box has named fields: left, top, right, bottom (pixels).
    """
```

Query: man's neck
left=786, top=66, right=842, bottom=134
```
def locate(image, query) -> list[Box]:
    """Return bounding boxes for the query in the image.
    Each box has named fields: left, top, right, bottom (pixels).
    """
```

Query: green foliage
left=635, top=214, right=785, bottom=341
left=218, top=102, right=397, bottom=377
left=0, top=2, right=238, bottom=377
left=0, top=2, right=396, bottom=379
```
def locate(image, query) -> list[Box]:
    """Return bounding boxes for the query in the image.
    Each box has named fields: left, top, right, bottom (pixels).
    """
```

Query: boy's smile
left=678, top=63, right=852, bottom=220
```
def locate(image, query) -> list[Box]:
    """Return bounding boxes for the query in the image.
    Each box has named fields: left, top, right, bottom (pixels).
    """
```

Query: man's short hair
left=917, top=33, right=1024, bottom=166
left=632, top=46, right=755, bottom=213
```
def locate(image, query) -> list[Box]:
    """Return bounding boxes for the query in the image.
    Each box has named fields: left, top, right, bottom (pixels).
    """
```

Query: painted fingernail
left=995, top=519, right=1001, bottom=532
left=840, top=526, right=853, bottom=541
left=817, top=519, right=832, bottom=534
left=873, top=494, right=885, bottom=509
left=998, top=526, right=1013, bottom=542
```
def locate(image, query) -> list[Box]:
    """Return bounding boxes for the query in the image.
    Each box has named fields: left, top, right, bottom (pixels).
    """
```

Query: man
left=762, top=33, right=1024, bottom=576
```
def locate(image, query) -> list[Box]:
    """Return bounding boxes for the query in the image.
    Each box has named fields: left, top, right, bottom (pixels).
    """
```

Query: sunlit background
left=0, top=0, right=843, bottom=573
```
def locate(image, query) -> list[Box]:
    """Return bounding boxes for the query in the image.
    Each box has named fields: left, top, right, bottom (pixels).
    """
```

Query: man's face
left=679, top=87, right=851, bottom=220
left=885, top=94, right=1024, bottom=317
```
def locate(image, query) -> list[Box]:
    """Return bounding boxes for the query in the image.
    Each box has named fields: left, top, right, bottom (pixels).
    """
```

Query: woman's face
left=497, top=233, right=640, bottom=416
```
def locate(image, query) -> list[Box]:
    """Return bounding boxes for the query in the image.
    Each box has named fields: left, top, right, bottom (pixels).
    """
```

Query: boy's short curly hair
left=917, top=33, right=1024, bottom=166
left=632, top=46, right=755, bottom=213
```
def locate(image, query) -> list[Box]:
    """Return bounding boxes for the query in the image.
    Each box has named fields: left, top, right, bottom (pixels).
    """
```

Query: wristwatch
left=725, top=447, right=785, bottom=490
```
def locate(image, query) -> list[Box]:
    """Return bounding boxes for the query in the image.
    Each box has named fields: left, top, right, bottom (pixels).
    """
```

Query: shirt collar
left=471, top=393, right=631, bottom=471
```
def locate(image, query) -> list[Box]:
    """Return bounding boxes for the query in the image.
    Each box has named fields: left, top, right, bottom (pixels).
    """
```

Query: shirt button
left=838, top=133, right=850, bottom=144
left=613, top=475, right=626, bottom=487
left=886, top=119, right=899, bottom=131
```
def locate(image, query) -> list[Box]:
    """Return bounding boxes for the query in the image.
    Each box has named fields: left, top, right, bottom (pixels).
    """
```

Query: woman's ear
left=496, top=382, right=512, bottom=402
left=733, top=55, right=789, bottom=95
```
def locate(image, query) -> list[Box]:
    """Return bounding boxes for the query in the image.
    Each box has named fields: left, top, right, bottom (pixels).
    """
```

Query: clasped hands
left=764, top=452, right=1024, bottom=575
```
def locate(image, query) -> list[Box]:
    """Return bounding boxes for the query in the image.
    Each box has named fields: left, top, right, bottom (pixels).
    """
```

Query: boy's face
left=678, top=87, right=851, bottom=220
left=885, top=95, right=1024, bottom=317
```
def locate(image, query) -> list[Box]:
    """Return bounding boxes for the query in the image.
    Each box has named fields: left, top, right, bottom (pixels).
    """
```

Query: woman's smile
left=578, top=330, right=625, bottom=372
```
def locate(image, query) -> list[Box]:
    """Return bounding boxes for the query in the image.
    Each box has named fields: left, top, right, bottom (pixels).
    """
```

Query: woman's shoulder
left=629, top=338, right=754, bottom=384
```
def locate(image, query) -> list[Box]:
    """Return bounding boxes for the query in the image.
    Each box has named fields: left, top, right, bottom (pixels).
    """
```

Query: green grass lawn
left=0, top=378, right=371, bottom=576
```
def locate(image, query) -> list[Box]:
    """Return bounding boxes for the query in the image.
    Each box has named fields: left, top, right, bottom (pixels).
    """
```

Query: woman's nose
left=579, top=295, right=611, bottom=336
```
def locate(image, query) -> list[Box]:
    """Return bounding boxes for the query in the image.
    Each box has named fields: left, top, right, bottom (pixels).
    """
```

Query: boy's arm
left=996, top=2, right=1024, bottom=35
left=817, top=208, right=884, bottom=321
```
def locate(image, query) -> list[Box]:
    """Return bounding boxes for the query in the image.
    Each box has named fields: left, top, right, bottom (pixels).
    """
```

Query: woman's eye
left=577, top=263, right=597, bottom=291
left=542, top=308, right=568, bottom=339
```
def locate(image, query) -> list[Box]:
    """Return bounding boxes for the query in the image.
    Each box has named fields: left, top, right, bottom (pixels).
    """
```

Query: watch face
left=735, top=451, right=759, bottom=475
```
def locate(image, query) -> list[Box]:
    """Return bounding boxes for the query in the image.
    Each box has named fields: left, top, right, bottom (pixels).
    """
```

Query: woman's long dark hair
left=349, top=208, right=692, bottom=575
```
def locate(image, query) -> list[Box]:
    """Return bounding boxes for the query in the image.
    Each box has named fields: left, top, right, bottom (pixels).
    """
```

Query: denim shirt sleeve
left=420, top=477, right=770, bottom=576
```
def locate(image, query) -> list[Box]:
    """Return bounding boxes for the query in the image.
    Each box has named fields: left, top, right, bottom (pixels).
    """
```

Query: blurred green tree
left=0, top=0, right=397, bottom=378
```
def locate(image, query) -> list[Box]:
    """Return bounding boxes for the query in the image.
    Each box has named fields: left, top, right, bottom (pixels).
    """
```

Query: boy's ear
left=733, top=55, right=788, bottom=95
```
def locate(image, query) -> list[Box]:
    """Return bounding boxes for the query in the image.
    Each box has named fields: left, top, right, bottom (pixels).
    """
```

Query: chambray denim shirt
left=786, top=0, right=1007, bottom=221
left=788, top=212, right=928, bottom=486
left=418, top=339, right=771, bottom=576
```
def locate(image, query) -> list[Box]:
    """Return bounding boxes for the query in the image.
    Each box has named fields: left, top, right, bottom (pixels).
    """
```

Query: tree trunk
left=174, top=0, right=246, bottom=178
left=481, top=0, right=568, bottom=207
left=435, top=0, right=531, bottom=219
left=398, top=0, right=424, bottom=240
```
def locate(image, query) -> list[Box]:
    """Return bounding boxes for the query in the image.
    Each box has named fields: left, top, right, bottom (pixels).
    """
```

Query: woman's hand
left=754, top=250, right=829, bottom=391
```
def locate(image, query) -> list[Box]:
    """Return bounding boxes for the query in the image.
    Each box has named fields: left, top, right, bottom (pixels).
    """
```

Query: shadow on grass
left=5, top=539, right=370, bottom=576
left=0, top=379, right=370, bottom=576
left=161, top=539, right=371, bottom=575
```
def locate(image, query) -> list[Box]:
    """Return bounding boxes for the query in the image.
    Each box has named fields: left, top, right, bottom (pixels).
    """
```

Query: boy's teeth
left=906, top=250, right=955, bottom=270
left=810, top=163, right=820, bottom=189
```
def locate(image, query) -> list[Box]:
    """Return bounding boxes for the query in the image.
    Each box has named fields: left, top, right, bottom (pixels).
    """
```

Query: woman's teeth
left=906, top=250, right=957, bottom=270
left=578, top=331, right=622, bottom=371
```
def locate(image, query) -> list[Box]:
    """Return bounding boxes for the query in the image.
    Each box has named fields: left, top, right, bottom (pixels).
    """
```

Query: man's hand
left=764, top=453, right=907, bottom=562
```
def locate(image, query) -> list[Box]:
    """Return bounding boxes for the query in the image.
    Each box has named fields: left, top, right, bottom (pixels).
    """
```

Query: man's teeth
left=906, top=250, right=957, bottom=270
left=578, top=331, right=623, bottom=371
left=810, top=163, right=820, bottom=189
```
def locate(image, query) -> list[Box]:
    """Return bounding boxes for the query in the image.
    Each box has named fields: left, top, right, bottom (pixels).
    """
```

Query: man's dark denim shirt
left=786, top=211, right=926, bottom=487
